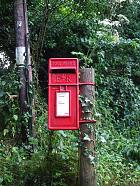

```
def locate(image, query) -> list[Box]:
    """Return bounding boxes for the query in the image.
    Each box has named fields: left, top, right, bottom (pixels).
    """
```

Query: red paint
left=48, top=58, right=79, bottom=130
left=79, top=82, right=96, bottom=86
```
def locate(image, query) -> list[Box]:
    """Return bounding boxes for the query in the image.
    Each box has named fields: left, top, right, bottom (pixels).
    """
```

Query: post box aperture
left=48, top=58, right=79, bottom=130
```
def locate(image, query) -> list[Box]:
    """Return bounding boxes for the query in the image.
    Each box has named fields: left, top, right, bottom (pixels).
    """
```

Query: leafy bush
left=0, top=0, right=140, bottom=185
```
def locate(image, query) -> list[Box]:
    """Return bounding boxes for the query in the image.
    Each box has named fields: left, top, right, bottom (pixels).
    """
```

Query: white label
left=56, top=92, right=69, bottom=116
left=16, top=47, right=26, bottom=65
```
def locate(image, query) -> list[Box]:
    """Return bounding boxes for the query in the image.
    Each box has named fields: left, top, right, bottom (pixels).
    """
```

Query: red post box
left=48, top=58, right=79, bottom=130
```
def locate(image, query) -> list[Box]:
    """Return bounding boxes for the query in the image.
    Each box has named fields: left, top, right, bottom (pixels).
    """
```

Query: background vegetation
left=0, top=0, right=140, bottom=185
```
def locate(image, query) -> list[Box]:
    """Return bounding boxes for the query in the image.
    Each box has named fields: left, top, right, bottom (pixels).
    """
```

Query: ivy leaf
left=13, top=115, right=18, bottom=121
left=100, top=136, right=107, bottom=143
left=0, top=177, right=3, bottom=184
left=1, top=81, right=6, bottom=86
left=3, top=129, right=8, bottom=136
left=85, top=97, right=91, bottom=103
left=81, top=102, right=87, bottom=107
left=12, top=147, right=18, bottom=153
left=83, top=134, right=91, bottom=141
left=59, top=130, right=67, bottom=137
left=136, top=166, right=140, bottom=171
left=89, top=155, right=95, bottom=165
left=0, top=90, right=5, bottom=97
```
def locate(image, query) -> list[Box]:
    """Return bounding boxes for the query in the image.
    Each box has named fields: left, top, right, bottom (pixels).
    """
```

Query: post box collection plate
left=48, top=58, right=79, bottom=130
left=56, top=91, right=70, bottom=117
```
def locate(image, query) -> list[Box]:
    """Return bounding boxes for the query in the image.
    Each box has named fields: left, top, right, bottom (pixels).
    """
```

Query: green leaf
left=3, top=129, right=8, bottom=136
left=13, top=115, right=18, bottom=121
left=1, top=81, right=6, bottom=86
left=0, top=90, right=4, bottom=97
left=59, top=130, right=67, bottom=137
left=83, top=134, right=91, bottom=141
left=100, top=136, right=106, bottom=143
left=0, top=177, right=3, bottom=184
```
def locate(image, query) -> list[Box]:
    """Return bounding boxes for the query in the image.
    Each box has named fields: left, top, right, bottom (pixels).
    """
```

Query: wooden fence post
left=79, top=68, right=96, bottom=186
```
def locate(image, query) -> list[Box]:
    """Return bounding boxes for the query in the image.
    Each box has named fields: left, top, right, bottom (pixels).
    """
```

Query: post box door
left=48, top=58, right=79, bottom=130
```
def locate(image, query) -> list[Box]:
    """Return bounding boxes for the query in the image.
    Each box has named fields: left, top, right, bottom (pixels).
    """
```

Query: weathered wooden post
left=79, top=68, right=96, bottom=186
left=14, top=0, right=34, bottom=142
left=14, top=0, right=28, bottom=142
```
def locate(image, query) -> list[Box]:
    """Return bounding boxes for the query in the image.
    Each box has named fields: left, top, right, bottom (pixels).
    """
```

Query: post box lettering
left=51, top=60, right=75, bottom=67
left=48, top=58, right=79, bottom=130
left=56, top=74, right=72, bottom=83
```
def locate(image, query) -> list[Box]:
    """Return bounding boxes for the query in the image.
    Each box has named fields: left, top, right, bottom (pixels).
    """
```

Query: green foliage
left=0, top=0, right=140, bottom=185
left=97, top=126, right=140, bottom=185
left=0, top=67, right=19, bottom=136
left=0, top=91, right=79, bottom=185
left=0, top=1, right=15, bottom=61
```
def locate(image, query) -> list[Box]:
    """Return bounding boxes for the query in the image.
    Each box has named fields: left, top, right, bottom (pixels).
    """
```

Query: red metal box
left=48, top=58, right=79, bottom=130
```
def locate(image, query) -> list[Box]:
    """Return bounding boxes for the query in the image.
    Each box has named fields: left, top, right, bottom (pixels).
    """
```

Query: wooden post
left=14, top=0, right=28, bottom=142
left=79, top=68, right=96, bottom=186
left=14, top=0, right=34, bottom=142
